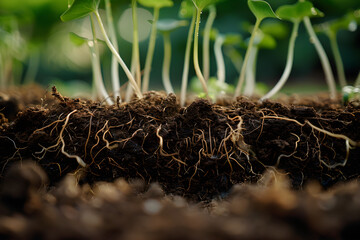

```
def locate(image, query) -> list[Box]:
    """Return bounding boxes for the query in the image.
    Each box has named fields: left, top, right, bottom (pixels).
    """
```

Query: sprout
left=179, top=0, right=196, bottom=107
left=234, top=0, right=278, bottom=97
left=203, top=5, right=217, bottom=83
left=213, top=31, right=242, bottom=84
left=69, top=30, right=113, bottom=105
left=61, top=0, right=143, bottom=99
left=261, top=1, right=325, bottom=101
left=138, top=0, right=174, bottom=93
left=191, top=0, right=221, bottom=97
left=299, top=0, right=336, bottom=99
left=316, top=11, right=359, bottom=88
left=104, top=0, right=120, bottom=100
left=157, top=19, right=188, bottom=94
left=244, top=30, right=276, bottom=96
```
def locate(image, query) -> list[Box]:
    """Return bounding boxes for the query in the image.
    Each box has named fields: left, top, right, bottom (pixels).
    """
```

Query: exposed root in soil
left=1, top=90, right=360, bottom=200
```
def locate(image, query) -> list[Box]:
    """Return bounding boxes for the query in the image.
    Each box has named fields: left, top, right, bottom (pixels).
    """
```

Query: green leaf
left=223, top=33, right=242, bottom=46
left=260, top=20, right=289, bottom=39
left=61, top=0, right=99, bottom=22
left=157, top=19, right=188, bottom=33
left=248, top=0, right=278, bottom=21
left=138, top=0, right=173, bottom=9
left=69, top=32, right=88, bottom=46
left=257, top=33, right=276, bottom=49
left=192, top=0, right=220, bottom=11
left=179, top=0, right=195, bottom=19
left=276, top=1, right=323, bottom=23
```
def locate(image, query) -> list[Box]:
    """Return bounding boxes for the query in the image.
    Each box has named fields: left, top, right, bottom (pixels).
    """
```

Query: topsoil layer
left=0, top=87, right=360, bottom=239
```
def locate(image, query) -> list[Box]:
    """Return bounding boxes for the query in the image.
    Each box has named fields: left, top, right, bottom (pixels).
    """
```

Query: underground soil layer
left=1, top=88, right=360, bottom=200
left=1, top=87, right=360, bottom=239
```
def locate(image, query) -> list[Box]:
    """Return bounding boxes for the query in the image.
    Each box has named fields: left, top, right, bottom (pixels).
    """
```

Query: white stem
left=355, top=71, right=360, bottom=87
left=244, top=46, right=258, bottom=96
left=303, top=16, right=336, bottom=99
left=193, top=8, right=209, bottom=95
left=180, top=12, right=196, bottom=107
left=105, top=0, right=121, bottom=100
left=214, top=35, right=225, bottom=83
left=261, top=21, right=299, bottom=101
left=24, top=51, right=40, bottom=84
left=203, top=5, right=216, bottom=82
left=94, top=11, right=142, bottom=98
left=142, top=7, right=160, bottom=92
left=162, top=33, right=174, bottom=94
left=90, top=14, right=113, bottom=105
left=132, top=0, right=141, bottom=88
left=329, top=32, right=347, bottom=87
left=234, top=19, right=261, bottom=97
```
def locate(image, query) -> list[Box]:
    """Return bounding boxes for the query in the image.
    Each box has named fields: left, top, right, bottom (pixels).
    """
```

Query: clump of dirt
left=1, top=88, right=360, bottom=201
left=0, top=161, right=360, bottom=239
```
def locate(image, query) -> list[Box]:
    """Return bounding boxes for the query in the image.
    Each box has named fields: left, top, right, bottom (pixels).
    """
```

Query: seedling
left=191, top=0, right=222, bottom=96
left=234, top=0, right=278, bottom=97
left=69, top=30, right=113, bottom=105
left=212, top=30, right=242, bottom=84
left=244, top=29, right=276, bottom=96
left=203, top=5, right=217, bottom=83
left=157, top=19, right=188, bottom=94
left=179, top=0, right=196, bottom=107
left=138, top=0, right=174, bottom=93
left=261, top=1, right=324, bottom=101
left=61, top=0, right=142, bottom=99
left=315, top=11, right=359, bottom=88
left=104, top=0, right=120, bottom=100
left=299, top=0, right=336, bottom=99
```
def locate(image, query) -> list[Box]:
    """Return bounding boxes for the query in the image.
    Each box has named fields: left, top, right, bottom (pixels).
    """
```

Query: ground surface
left=0, top=86, right=360, bottom=239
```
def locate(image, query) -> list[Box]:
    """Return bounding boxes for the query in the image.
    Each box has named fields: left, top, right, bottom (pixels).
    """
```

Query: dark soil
left=1, top=87, right=360, bottom=239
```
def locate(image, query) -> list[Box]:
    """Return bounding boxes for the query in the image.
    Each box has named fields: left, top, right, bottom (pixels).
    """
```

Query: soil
left=0, top=86, right=360, bottom=239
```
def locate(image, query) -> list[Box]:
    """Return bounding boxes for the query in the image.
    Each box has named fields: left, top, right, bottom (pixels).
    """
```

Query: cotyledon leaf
left=61, top=0, right=100, bottom=22
left=248, top=0, right=278, bottom=21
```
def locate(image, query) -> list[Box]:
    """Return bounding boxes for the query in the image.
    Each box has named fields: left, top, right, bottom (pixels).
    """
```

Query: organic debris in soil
left=0, top=161, right=360, bottom=240
left=1, top=89, right=360, bottom=200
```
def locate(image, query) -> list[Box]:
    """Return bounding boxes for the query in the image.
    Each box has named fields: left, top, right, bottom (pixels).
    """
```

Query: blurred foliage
left=0, top=0, right=359, bottom=92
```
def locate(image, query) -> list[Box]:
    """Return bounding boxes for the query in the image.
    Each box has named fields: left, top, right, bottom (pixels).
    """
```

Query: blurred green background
left=0, top=0, right=359, bottom=96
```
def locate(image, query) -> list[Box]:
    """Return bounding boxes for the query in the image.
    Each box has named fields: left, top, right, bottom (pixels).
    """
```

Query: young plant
left=138, top=0, right=174, bottom=93
left=69, top=30, right=113, bottom=105
left=299, top=0, right=336, bottom=99
left=212, top=30, right=242, bottom=84
left=157, top=19, right=188, bottom=94
left=191, top=0, right=221, bottom=96
left=315, top=12, right=359, bottom=88
left=104, top=0, right=120, bottom=100
left=261, top=1, right=324, bottom=101
left=203, top=5, right=217, bottom=83
left=179, top=0, right=196, bottom=107
left=244, top=30, right=276, bottom=96
left=61, top=0, right=142, bottom=99
left=234, top=0, right=278, bottom=97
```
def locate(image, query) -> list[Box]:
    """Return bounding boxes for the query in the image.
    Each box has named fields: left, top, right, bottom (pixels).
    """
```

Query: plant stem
left=328, top=32, right=347, bottom=87
left=142, top=7, right=160, bottom=92
left=355, top=71, right=360, bottom=87
left=131, top=0, right=141, bottom=88
left=180, top=11, right=196, bottom=107
left=193, top=8, right=209, bottom=96
left=24, top=51, right=40, bottom=85
left=244, top=46, right=258, bottom=96
left=162, top=33, right=174, bottom=94
left=261, top=21, right=299, bottom=101
left=234, top=19, right=261, bottom=97
left=203, top=5, right=216, bottom=82
left=90, top=14, right=113, bottom=105
left=303, top=16, right=336, bottom=99
left=94, top=11, right=143, bottom=98
left=105, top=0, right=121, bottom=100
left=214, top=34, right=225, bottom=83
